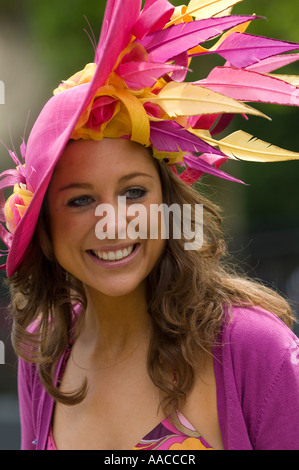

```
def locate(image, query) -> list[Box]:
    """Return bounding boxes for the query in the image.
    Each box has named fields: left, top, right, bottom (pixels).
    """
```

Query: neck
left=78, top=281, right=151, bottom=365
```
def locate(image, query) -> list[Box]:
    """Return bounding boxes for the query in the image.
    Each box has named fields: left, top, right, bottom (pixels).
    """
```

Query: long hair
left=7, top=159, right=295, bottom=411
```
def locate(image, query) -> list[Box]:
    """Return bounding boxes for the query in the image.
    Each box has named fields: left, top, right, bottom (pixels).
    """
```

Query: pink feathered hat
left=2, top=0, right=299, bottom=277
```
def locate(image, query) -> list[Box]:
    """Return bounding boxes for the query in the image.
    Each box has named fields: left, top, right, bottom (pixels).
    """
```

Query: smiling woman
left=1, top=0, right=299, bottom=451
left=47, top=139, right=165, bottom=298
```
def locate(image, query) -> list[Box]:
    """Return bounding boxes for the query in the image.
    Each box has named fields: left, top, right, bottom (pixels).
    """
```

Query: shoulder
left=215, top=304, right=299, bottom=412
left=222, top=305, right=297, bottom=360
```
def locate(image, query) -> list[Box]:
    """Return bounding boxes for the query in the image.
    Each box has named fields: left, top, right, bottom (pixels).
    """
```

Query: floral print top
left=47, top=411, right=213, bottom=450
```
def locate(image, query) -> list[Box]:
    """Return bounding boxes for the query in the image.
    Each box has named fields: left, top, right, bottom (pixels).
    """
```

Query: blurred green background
left=0, top=0, right=298, bottom=449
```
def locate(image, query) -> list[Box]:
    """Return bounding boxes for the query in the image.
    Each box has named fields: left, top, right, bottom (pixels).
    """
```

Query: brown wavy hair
left=7, top=158, right=295, bottom=412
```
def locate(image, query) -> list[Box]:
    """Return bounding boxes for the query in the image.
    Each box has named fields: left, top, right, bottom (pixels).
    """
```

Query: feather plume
left=186, top=0, right=243, bottom=20
left=116, top=62, right=188, bottom=89
left=183, top=153, right=245, bottom=183
left=143, top=81, right=269, bottom=117
left=215, top=33, right=299, bottom=69
left=187, top=15, right=253, bottom=56
left=210, top=113, right=235, bottom=135
left=139, top=16, right=257, bottom=63
left=198, top=66, right=299, bottom=106
left=246, top=53, right=299, bottom=74
left=87, top=0, right=142, bottom=103
left=150, top=121, right=225, bottom=156
left=131, top=0, right=174, bottom=40
left=267, top=74, right=299, bottom=87
left=193, top=129, right=299, bottom=161
left=166, top=0, right=242, bottom=25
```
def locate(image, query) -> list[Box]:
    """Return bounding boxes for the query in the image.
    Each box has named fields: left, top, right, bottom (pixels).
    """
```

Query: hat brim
left=6, top=85, right=90, bottom=277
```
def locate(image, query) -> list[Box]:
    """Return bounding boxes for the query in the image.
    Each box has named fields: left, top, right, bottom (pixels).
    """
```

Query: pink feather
left=149, top=121, right=226, bottom=156
left=170, top=52, right=189, bottom=82
left=246, top=53, right=299, bottom=74
left=139, top=15, right=258, bottom=63
left=198, top=66, right=299, bottom=106
left=131, top=0, right=174, bottom=40
left=116, top=61, right=188, bottom=89
left=179, top=166, right=204, bottom=185
left=214, top=33, right=299, bottom=68
left=183, top=154, right=245, bottom=184
left=86, top=0, right=142, bottom=105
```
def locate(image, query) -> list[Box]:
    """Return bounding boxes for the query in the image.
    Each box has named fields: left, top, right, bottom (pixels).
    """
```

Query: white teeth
left=92, top=245, right=134, bottom=261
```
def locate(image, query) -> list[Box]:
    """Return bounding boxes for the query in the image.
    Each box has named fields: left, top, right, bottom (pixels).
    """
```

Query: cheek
left=49, top=208, right=94, bottom=252
left=49, top=209, right=73, bottom=246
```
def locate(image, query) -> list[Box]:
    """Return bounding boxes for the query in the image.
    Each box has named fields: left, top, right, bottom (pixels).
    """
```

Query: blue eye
left=67, top=195, right=94, bottom=207
left=125, top=188, right=147, bottom=200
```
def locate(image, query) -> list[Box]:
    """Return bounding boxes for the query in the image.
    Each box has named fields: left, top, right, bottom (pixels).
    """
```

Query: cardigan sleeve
left=225, top=306, right=299, bottom=450
left=18, top=358, right=37, bottom=450
left=253, top=340, right=299, bottom=450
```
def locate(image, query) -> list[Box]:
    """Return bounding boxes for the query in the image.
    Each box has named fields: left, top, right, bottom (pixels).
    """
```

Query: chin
left=84, top=275, right=147, bottom=299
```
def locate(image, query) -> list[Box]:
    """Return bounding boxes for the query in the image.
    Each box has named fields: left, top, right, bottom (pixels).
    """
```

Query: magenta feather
left=139, top=15, right=258, bottom=63
left=214, top=33, right=299, bottom=68
left=149, top=121, right=226, bottom=156
left=183, top=154, right=245, bottom=184
left=210, top=113, right=235, bottom=136
left=87, top=0, right=142, bottom=103
left=198, top=66, right=299, bottom=106
left=116, top=61, right=188, bottom=89
left=170, top=52, right=189, bottom=82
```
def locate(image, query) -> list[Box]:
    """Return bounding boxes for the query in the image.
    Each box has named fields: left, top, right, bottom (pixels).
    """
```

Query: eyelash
left=67, top=188, right=147, bottom=207
left=67, top=195, right=94, bottom=208
left=124, top=187, right=147, bottom=200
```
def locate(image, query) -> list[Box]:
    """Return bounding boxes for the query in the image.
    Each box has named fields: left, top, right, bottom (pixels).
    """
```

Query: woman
left=1, top=0, right=299, bottom=450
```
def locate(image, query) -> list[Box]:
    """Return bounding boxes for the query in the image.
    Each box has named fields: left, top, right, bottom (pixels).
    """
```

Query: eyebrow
left=118, top=172, right=154, bottom=183
left=58, top=182, right=94, bottom=192
left=58, top=173, right=154, bottom=192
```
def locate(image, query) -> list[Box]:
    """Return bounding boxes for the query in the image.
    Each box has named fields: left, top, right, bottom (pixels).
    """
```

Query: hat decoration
left=1, top=0, right=299, bottom=276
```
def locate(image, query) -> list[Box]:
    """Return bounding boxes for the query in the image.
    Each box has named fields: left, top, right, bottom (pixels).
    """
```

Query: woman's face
left=48, top=138, right=166, bottom=297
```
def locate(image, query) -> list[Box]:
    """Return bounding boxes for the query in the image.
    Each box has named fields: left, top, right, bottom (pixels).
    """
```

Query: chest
left=52, top=355, right=165, bottom=450
left=51, top=345, right=223, bottom=450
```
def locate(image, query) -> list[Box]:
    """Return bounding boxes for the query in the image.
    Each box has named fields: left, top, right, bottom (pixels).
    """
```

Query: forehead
left=52, top=138, right=158, bottom=181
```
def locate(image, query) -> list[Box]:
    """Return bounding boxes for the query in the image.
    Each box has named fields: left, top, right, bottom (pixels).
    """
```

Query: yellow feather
left=186, top=0, right=243, bottom=20
left=167, top=0, right=243, bottom=26
left=267, top=74, right=299, bottom=87
left=192, top=129, right=299, bottom=161
left=142, top=82, right=269, bottom=119
left=214, top=7, right=234, bottom=17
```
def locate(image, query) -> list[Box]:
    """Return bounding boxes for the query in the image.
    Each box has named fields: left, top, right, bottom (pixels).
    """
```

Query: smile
left=90, top=245, right=135, bottom=261
left=87, top=243, right=141, bottom=267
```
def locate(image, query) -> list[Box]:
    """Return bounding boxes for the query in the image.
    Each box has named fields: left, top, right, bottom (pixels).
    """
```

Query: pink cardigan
left=18, top=306, right=299, bottom=450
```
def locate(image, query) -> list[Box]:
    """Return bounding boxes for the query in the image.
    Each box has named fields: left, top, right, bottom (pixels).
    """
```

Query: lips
left=87, top=243, right=140, bottom=265
left=90, top=244, right=135, bottom=261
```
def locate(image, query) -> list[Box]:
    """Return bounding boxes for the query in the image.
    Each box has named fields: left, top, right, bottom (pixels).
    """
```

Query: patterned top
left=47, top=411, right=213, bottom=450
left=133, top=412, right=214, bottom=450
